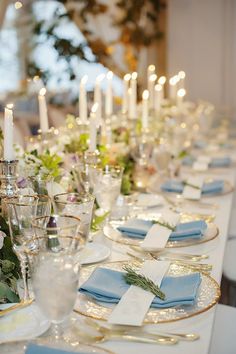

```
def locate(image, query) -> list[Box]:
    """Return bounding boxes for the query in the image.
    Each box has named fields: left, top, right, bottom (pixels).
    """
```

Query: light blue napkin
left=182, top=156, right=195, bottom=166
left=193, top=140, right=207, bottom=149
left=117, top=219, right=207, bottom=240
left=161, top=180, right=224, bottom=194
left=79, top=267, right=201, bottom=308
left=25, top=344, right=91, bottom=354
left=182, top=156, right=231, bottom=167
left=209, top=157, right=231, bottom=167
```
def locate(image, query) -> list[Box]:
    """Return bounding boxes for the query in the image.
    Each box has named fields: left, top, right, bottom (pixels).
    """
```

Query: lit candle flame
left=177, top=88, right=186, bottom=97
left=178, top=71, right=186, bottom=79
left=149, top=74, right=157, bottom=82
left=155, top=84, right=162, bottom=92
left=158, top=76, right=166, bottom=85
left=124, top=73, right=131, bottom=82
left=142, top=90, right=149, bottom=100
left=81, top=75, right=88, bottom=85
left=6, top=103, right=14, bottom=109
left=107, top=71, right=113, bottom=80
left=169, top=77, right=177, bottom=86
left=131, top=72, right=138, bottom=80
left=15, top=1, right=23, bottom=10
left=96, top=74, right=105, bottom=83
left=91, top=103, right=98, bottom=114
left=39, top=88, right=46, bottom=96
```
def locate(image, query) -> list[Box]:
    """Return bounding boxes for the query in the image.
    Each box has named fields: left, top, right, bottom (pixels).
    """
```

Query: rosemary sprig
left=123, top=265, right=166, bottom=300
left=183, top=181, right=201, bottom=190
left=152, top=219, right=176, bottom=232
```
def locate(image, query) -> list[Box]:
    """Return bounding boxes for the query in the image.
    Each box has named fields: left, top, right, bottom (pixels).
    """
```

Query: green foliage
left=116, top=154, right=135, bottom=195
left=178, top=150, right=188, bottom=159
left=27, top=0, right=165, bottom=89
left=112, top=127, right=130, bottom=144
left=123, top=265, right=166, bottom=300
left=0, top=216, right=20, bottom=303
left=91, top=212, right=109, bottom=232
left=39, top=151, right=62, bottom=178
left=24, top=149, right=63, bottom=180
left=65, top=133, right=89, bottom=153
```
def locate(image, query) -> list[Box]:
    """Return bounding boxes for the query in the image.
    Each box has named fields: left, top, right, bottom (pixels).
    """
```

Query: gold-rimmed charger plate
left=74, top=261, right=220, bottom=324
left=104, top=219, right=219, bottom=248
left=0, top=341, right=115, bottom=354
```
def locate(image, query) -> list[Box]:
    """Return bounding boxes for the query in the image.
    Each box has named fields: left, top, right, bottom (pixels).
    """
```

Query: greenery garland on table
left=0, top=217, right=20, bottom=303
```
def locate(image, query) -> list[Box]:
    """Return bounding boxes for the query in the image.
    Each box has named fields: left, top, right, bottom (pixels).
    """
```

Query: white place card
left=108, top=260, right=170, bottom=326
left=141, top=211, right=180, bottom=251
left=182, top=176, right=204, bottom=200
left=193, top=156, right=211, bottom=171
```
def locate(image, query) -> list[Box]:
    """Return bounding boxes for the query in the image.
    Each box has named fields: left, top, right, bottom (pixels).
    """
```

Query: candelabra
left=0, top=160, right=18, bottom=197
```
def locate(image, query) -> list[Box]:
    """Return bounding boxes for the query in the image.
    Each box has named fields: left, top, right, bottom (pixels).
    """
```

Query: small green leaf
left=1, top=260, right=15, bottom=274
left=0, top=282, right=19, bottom=303
left=91, top=212, right=109, bottom=231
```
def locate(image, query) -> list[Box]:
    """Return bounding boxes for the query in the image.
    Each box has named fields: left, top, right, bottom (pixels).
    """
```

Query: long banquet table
left=75, top=167, right=236, bottom=354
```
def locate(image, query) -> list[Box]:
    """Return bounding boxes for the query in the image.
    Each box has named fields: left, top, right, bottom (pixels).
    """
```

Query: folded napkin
left=161, top=180, right=224, bottom=194
left=193, top=141, right=207, bottom=149
left=25, top=344, right=90, bottom=354
left=117, top=219, right=207, bottom=241
left=183, top=156, right=231, bottom=168
left=209, top=157, right=231, bottom=167
left=79, top=267, right=201, bottom=308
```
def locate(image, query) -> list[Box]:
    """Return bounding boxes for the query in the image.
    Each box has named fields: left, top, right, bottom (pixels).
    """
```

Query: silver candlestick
left=0, top=160, right=18, bottom=197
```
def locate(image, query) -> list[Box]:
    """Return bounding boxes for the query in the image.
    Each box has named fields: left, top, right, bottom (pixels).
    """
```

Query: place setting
left=104, top=203, right=219, bottom=248
left=74, top=258, right=220, bottom=326
left=149, top=175, right=234, bottom=199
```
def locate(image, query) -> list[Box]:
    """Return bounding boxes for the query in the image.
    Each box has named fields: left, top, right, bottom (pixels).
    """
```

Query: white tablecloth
left=79, top=169, right=235, bottom=354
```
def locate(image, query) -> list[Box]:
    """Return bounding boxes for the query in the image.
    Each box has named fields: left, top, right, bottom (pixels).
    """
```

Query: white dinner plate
left=0, top=303, right=50, bottom=343
left=77, top=243, right=111, bottom=265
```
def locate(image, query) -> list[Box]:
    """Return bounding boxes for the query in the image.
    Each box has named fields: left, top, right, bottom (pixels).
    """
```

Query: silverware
left=152, top=255, right=212, bottom=272
left=74, top=327, right=178, bottom=345
left=159, top=192, right=219, bottom=210
left=127, top=251, right=212, bottom=272
left=83, top=317, right=199, bottom=342
left=130, top=245, right=209, bottom=261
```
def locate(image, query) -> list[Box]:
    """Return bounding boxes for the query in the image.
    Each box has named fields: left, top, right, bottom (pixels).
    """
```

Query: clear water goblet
left=92, top=165, right=123, bottom=214
left=53, top=192, right=95, bottom=245
left=31, top=252, right=80, bottom=343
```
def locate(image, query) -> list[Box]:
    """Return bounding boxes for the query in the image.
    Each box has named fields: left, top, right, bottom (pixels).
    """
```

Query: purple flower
left=17, top=177, right=27, bottom=188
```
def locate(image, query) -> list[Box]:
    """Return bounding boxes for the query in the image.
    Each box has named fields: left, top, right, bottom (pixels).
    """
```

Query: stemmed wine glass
left=5, top=195, right=39, bottom=301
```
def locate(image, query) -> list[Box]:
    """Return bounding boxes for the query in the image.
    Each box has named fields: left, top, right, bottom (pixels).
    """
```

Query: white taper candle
left=122, top=73, right=131, bottom=114
left=142, top=90, right=149, bottom=130
left=4, top=106, right=14, bottom=161
left=94, top=74, right=105, bottom=122
left=79, top=75, right=88, bottom=123
left=129, top=72, right=137, bottom=119
left=105, top=71, right=113, bottom=117
left=154, top=84, right=163, bottom=112
left=147, top=65, right=155, bottom=84
left=89, top=103, right=98, bottom=152
left=148, top=74, right=157, bottom=110
left=38, top=88, right=49, bottom=133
